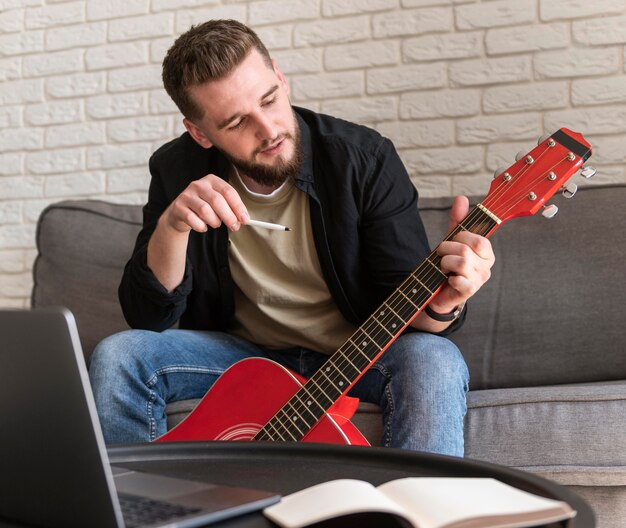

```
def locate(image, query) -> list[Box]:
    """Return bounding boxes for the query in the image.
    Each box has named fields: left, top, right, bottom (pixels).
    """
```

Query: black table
left=109, top=441, right=594, bottom=527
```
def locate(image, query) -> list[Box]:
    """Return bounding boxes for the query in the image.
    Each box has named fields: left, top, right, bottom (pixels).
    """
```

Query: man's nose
left=255, top=112, right=277, bottom=141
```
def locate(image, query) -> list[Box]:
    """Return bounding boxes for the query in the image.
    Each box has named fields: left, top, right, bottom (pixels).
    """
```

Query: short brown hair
left=162, top=19, right=272, bottom=121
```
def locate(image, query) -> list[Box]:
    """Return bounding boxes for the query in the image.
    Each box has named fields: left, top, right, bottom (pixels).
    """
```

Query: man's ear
left=272, top=59, right=290, bottom=97
left=183, top=118, right=213, bottom=149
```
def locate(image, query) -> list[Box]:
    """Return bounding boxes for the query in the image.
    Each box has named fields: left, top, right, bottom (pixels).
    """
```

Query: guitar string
left=258, top=207, right=494, bottom=440
left=260, top=140, right=583, bottom=441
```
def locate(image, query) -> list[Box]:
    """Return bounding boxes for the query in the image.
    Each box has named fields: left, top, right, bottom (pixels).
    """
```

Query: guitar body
left=157, top=358, right=370, bottom=446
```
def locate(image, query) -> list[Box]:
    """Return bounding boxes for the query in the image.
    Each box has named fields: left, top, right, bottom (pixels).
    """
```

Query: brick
left=0, top=79, right=42, bottom=105
left=573, top=15, right=626, bottom=46
left=0, top=128, right=43, bottom=152
left=0, top=202, right=22, bottom=224
left=86, top=0, right=149, bottom=21
left=23, top=49, right=83, bottom=78
left=373, top=7, right=451, bottom=38
left=534, top=48, right=620, bottom=79
left=592, top=135, right=626, bottom=165
left=26, top=149, right=84, bottom=174
left=153, top=0, right=219, bottom=11
left=321, top=96, right=398, bottom=123
left=0, top=8, right=24, bottom=33
left=149, top=89, right=179, bottom=115
left=0, top=0, right=42, bottom=8
left=452, top=176, right=492, bottom=198
left=377, top=119, right=453, bottom=148
left=86, top=42, right=148, bottom=71
left=254, top=25, right=293, bottom=51
left=457, top=113, right=541, bottom=144
left=291, top=71, right=364, bottom=101
left=249, top=0, right=319, bottom=26
left=295, top=16, right=370, bottom=46
left=0, top=30, right=43, bottom=56
left=46, top=22, right=107, bottom=51
left=450, top=56, right=531, bottom=87
left=45, top=122, right=105, bottom=148
left=25, top=100, right=82, bottom=126
left=367, top=63, right=446, bottom=94
left=323, top=0, right=397, bottom=16
left=107, top=115, right=172, bottom=142
left=486, top=23, right=568, bottom=56
left=87, top=143, right=152, bottom=170
left=0, top=153, right=22, bottom=175
left=400, top=89, right=479, bottom=119
left=0, top=57, right=20, bottom=82
left=404, top=32, right=482, bottom=62
left=403, top=145, right=483, bottom=174
left=545, top=106, right=626, bottom=136
left=87, top=93, right=147, bottom=120
left=0, top=176, right=44, bottom=199
left=0, top=271, right=33, bottom=295
left=107, top=166, right=151, bottom=193
left=0, top=106, right=21, bottom=128
left=108, top=65, right=162, bottom=92
left=44, top=172, right=105, bottom=197
left=175, top=6, right=247, bottom=33
left=540, top=0, right=625, bottom=21
left=150, top=37, right=172, bottom=64
left=0, top=250, right=25, bottom=273
left=46, top=72, right=105, bottom=98
left=25, top=2, right=83, bottom=29
left=572, top=75, right=626, bottom=106
left=325, top=41, right=399, bottom=71
left=109, top=13, right=173, bottom=42
left=483, top=81, right=568, bottom=114
left=273, top=48, right=323, bottom=75
left=456, top=0, right=535, bottom=30
left=22, top=199, right=51, bottom=224
left=486, top=142, right=529, bottom=172
left=408, top=175, right=452, bottom=199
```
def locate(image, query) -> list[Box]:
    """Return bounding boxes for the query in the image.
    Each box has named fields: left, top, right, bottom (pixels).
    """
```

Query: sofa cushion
left=33, top=200, right=142, bottom=359
left=465, top=380, right=626, bottom=470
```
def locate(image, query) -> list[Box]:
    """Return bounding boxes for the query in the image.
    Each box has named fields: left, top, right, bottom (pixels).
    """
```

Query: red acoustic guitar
left=157, top=128, right=593, bottom=446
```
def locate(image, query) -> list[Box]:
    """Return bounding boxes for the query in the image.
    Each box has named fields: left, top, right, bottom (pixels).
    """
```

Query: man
left=89, top=19, right=495, bottom=455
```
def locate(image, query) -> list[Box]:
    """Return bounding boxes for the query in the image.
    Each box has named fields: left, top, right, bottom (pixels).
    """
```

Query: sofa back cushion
left=33, top=185, right=626, bottom=389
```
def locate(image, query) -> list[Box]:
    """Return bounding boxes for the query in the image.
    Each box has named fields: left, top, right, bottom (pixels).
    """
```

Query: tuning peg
left=561, top=182, right=578, bottom=198
left=537, top=133, right=551, bottom=145
left=541, top=204, right=559, bottom=219
left=493, top=166, right=507, bottom=179
left=579, top=165, right=597, bottom=179
left=515, top=151, right=524, bottom=161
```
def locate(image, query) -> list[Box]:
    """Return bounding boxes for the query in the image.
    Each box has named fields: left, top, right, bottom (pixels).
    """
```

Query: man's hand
left=413, top=196, right=495, bottom=332
left=147, top=174, right=249, bottom=292
left=162, top=174, right=250, bottom=233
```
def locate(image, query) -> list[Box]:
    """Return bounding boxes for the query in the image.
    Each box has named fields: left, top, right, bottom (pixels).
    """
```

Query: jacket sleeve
left=361, top=137, right=465, bottom=337
left=118, top=153, right=193, bottom=331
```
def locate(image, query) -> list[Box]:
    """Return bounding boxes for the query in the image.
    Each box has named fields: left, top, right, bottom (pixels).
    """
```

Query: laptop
left=0, top=307, right=280, bottom=528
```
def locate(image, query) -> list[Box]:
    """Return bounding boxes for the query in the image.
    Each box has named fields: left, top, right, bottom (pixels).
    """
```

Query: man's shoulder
left=151, top=131, right=203, bottom=165
left=296, top=106, right=388, bottom=157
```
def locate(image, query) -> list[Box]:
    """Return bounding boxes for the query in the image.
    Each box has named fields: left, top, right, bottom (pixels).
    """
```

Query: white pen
left=246, top=219, right=291, bottom=231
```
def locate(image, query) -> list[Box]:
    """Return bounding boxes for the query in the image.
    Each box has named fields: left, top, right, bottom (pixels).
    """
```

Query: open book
left=263, top=477, right=576, bottom=528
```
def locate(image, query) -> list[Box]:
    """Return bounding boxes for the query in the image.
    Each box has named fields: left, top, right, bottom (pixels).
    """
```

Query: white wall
left=1, top=0, right=625, bottom=308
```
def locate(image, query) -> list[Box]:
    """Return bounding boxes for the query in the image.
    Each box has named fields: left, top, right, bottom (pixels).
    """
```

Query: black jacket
left=119, top=107, right=463, bottom=339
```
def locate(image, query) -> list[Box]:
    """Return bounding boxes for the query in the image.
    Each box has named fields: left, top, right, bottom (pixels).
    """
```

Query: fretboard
left=255, top=203, right=499, bottom=442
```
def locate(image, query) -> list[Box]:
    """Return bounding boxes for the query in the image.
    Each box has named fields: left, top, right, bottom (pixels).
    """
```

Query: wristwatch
left=425, top=302, right=465, bottom=322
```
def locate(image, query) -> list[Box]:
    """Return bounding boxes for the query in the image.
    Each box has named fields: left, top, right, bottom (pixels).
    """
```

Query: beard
left=218, top=119, right=303, bottom=188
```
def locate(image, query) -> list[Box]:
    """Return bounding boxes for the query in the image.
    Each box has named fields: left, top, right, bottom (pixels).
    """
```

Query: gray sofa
left=32, top=184, right=626, bottom=528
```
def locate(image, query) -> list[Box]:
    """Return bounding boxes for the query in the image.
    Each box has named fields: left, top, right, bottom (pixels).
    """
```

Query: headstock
left=482, top=128, right=593, bottom=225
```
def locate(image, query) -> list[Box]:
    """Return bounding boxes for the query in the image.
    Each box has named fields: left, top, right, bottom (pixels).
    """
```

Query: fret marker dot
left=339, top=381, right=344, bottom=386
left=307, top=401, right=312, bottom=406
left=326, top=367, right=330, bottom=371
left=392, top=323, right=397, bottom=328
left=379, top=311, right=385, bottom=316
left=412, top=289, right=417, bottom=294
left=362, top=341, right=368, bottom=347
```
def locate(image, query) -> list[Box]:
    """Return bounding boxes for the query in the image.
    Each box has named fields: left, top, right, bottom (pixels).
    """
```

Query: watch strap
left=424, top=303, right=465, bottom=322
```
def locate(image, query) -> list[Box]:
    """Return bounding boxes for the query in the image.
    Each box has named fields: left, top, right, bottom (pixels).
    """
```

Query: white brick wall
left=1, top=0, right=625, bottom=307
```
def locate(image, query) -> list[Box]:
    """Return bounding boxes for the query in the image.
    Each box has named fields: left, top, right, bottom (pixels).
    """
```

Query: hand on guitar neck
left=412, top=195, right=495, bottom=334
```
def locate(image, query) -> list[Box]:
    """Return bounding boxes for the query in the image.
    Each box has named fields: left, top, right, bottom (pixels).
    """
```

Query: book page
left=264, top=479, right=412, bottom=528
left=378, top=478, right=575, bottom=528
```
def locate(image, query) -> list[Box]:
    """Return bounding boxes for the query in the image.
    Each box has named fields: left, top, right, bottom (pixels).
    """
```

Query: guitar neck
left=255, top=203, right=501, bottom=442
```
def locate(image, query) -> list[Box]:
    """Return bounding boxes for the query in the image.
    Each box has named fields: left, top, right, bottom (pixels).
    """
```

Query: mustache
left=253, top=133, right=292, bottom=157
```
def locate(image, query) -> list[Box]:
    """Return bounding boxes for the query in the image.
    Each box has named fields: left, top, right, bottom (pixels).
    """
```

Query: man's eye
left=229, top=119, right=245, bottom=131
left=262, top=97, right=277, bottom=107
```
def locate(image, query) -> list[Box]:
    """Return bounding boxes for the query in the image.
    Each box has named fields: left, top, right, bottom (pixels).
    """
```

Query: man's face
left=184, top=49, right=302, bottom=187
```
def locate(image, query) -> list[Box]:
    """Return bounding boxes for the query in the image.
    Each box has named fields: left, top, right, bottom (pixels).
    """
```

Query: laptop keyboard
left=118, top=493, right=203, bottom=528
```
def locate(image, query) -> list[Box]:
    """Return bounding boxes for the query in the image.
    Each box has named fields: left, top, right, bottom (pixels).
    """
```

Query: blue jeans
left=88, top=329, right=469, bottom=456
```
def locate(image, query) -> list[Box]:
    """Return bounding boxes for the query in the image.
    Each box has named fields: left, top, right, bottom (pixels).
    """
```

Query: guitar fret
left=307, top=376, right=339, bottom=405
left=359, top=327, right=383, bottom=352
left=397, top=289, right=418, bottom=309
left=382, top=302, right=407, bottom=325
left=295, top=387, right=326, bottom=420
left=372, top=315, right=395, bottom=337
left=424, top=257, right=448, bottom=281
left=279, top=403, right=307, bottom=436
left=347, top=338, right=370, bottom=361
